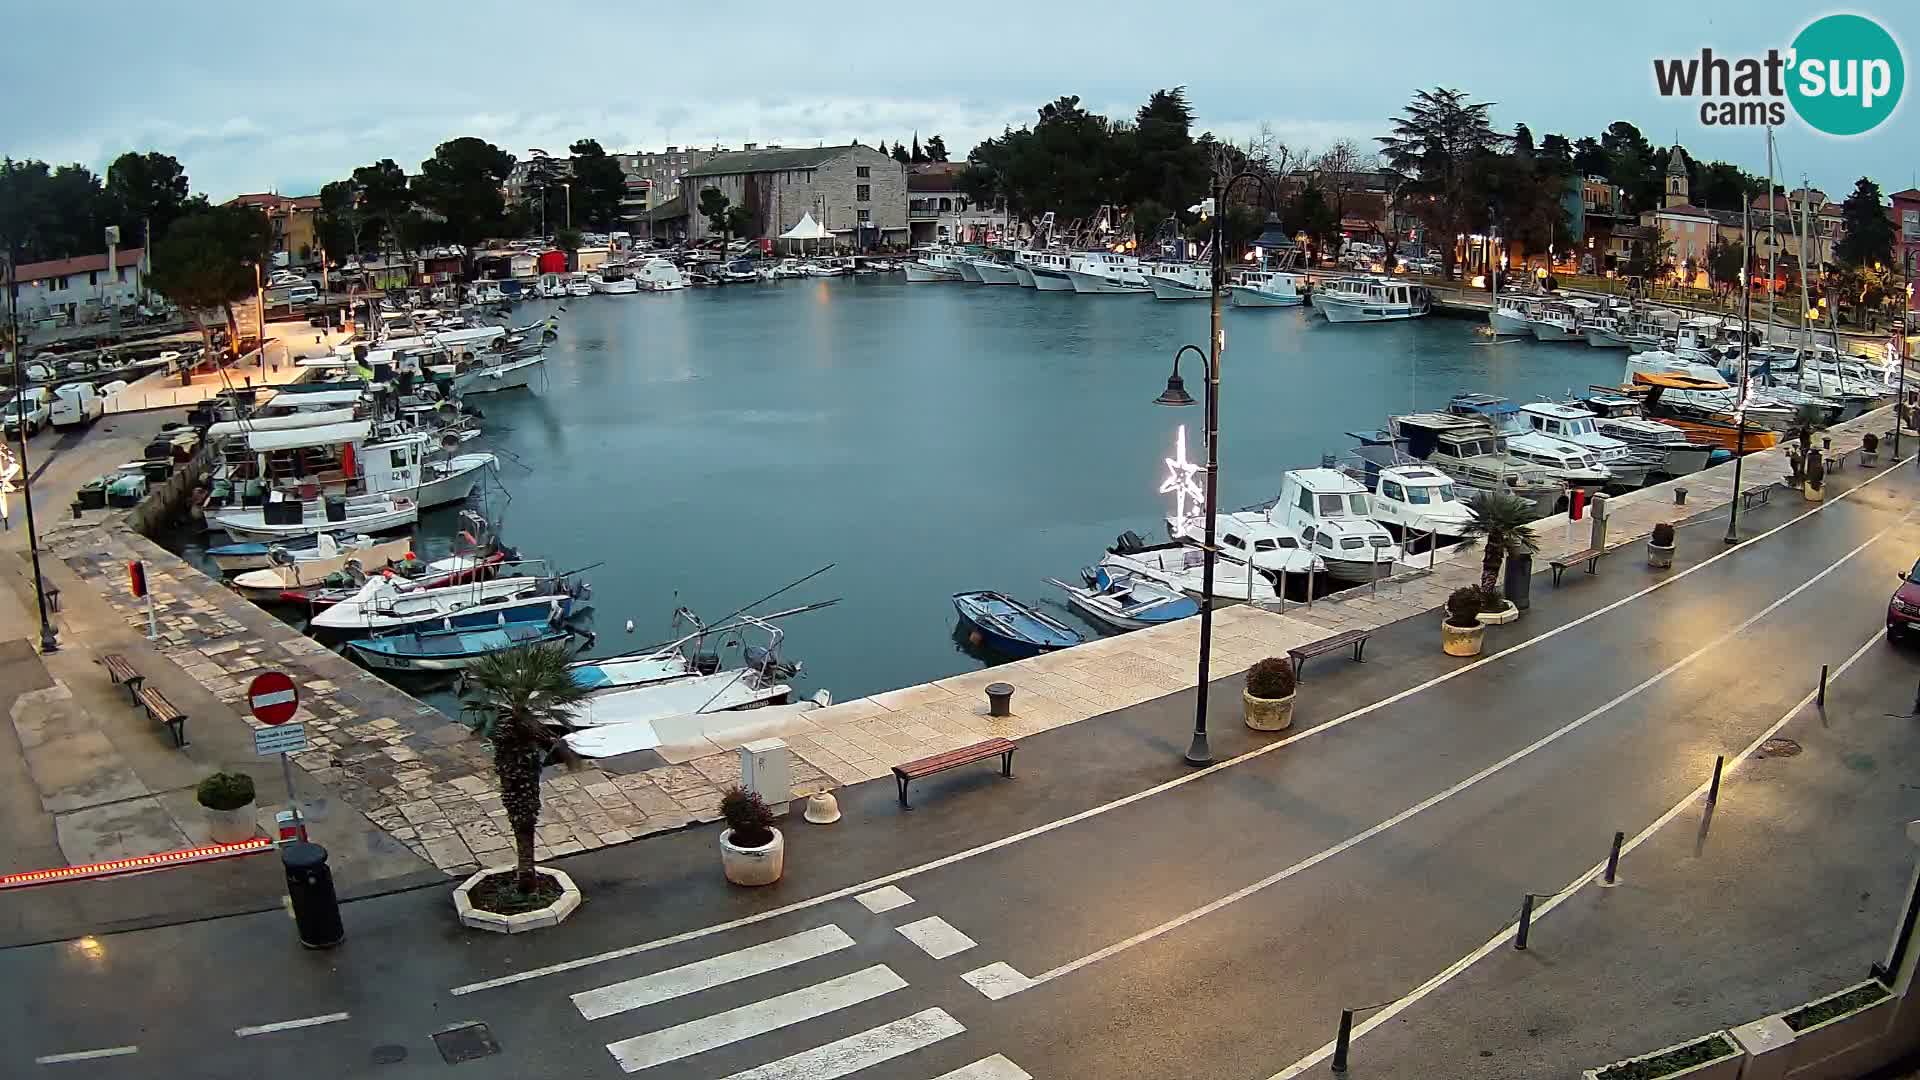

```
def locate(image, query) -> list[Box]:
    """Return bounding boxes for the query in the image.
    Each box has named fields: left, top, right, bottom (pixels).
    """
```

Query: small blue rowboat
left=952, top=591, right=1083, bottom=658
left=346, top=622, right=576, bottom=673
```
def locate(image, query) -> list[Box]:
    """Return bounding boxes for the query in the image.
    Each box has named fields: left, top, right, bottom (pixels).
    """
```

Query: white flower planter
left=1775, top=978, right=1896, bottom=1075
left=453, top=865, right=582, bottom=934
left=204, top=801, right=257, bottom=844
left=1442, top=620, right=1485, bottom=656
left=1581, top=1031, right=1741, bottom=1080
left=1243, top=689, right=1295, bottom=731
left=1476, top=600, right=1519, bottom=625
left=1647, top=542, right=1674, bottom=570
left=721, top=827, right=785, bottom=886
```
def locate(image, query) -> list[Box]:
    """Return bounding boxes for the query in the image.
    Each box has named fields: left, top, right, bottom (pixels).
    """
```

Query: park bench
left=101, top=654, right=144, bottom=701
left=1741, top=485, right=1773, bottom=511
left=892, top=737, right=1015, bottom=810
left=1549, top=548, right=1603, bottom=586
left=1287, top=628, right=1375, bottom=678
left=1824, top=443, right=1856, bottom=473
left=133, top=686, right=188, bottom=748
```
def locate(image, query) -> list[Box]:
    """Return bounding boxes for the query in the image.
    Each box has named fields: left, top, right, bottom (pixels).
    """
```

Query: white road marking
left=1266, top=625, right=1889, bottom=1078
left=933, top=1055, right=1035, bottom=1080
left=717, top=1007, right=964, bottom=1080
left=960, top=962, right=1034, bottom=1000
left=895, top=916, right=977, bottom=960
left=1009, top=518, right=1903, bottom=994
left=234, top=1011, right=351, bottom=1037
left=856, top=885, right=915, bottom=914
left=574, top=925, right=855, bottom=1020
left=35, top=1046, right=138, bottom=1064
left=449, top=457, right=1909, bottom=997
left=605, top=964, right=907, bottom=1073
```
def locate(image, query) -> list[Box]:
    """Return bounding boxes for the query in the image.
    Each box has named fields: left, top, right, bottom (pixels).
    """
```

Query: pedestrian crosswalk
left=571, top=909, right=1031, bottom=1077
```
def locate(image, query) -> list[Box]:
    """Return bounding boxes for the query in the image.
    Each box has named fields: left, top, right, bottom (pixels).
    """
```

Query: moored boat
left=347, top=620, right=578, bottom=672
left=1047, top=566, right=1198, bottom=631
left=952, top=590, right=1082, bottom=657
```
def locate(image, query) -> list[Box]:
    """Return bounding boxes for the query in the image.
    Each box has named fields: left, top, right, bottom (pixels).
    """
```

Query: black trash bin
left=282, top=842, right=344, bottom=949
left=1503, top=552, right=1533, bottom=611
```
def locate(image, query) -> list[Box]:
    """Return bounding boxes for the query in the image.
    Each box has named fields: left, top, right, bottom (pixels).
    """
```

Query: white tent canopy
left=778, top=213, right=832, bottom=241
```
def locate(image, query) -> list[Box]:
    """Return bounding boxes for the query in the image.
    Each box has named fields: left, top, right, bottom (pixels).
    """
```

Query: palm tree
left=460, top=642, right=590, bottom=893
left=1461, top=491, right=1540, bottom=597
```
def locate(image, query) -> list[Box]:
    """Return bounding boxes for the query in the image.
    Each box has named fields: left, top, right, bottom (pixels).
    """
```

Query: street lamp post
left=561, top=182, right=573, bottom=230
left=1726, top=195, right=1754, bottom=545
left=3, top=244, right=59, bottom=653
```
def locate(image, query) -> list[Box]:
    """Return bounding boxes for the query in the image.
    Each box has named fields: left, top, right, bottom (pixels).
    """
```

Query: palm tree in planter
left=1460, top=491, right=1539, bottom=623
left=458, top=641, right=590, bottom=913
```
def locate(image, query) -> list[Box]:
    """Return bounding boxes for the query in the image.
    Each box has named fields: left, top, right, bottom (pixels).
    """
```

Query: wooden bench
left=101, top=653, right=144, bottom=701
left=892, top=737, right=1015, bottom=809
left=134, top=686, right=188, bottom=748
left=1825, top=445, right=1855, bottom=473
left=1288, top=628, right=1375, bottom=678
left=1741, top=485, right=1773, bottom=511
left=1549, top=548, right=1603, bottom=586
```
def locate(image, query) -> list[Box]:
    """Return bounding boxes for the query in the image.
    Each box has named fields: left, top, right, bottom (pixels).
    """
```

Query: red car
left=1889, top=562, right=1920, bottom=641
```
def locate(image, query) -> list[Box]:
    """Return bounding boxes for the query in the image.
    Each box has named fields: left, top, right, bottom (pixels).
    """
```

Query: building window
left=856, top=166, right=870, bottom=178
left=54, top=275, right=68, bottom=290
left=857, top=209, right=871, bottom=224
left=938, top=198, right=952, bottom=212
left=856, top=185, right=871, bottom=202
left=117, top=267, right=127, bottom=282
left=88, top=271, right=98, bottom=286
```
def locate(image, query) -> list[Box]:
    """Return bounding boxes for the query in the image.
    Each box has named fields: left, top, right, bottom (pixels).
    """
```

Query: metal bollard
left=1675, top=486, right=1688, bottom=506
left=1602, top=831, right=1625, bottom=887
left=986, top=682, right=1014, bottom=718
left=1515, top=893, right=1535, bottom=950
left=1330, top=1009, right=1354, bottom=1073
left=282, top=842, right=344, bottom=949
left=1707, top=755, right=1725, bottom=804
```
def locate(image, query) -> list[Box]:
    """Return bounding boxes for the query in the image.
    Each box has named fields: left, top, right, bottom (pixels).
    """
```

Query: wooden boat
left=1047, top=567, right=1198, bottom=631
left=951, top=591, right=1082, bottom=657
left=209, top=531, right=396, bottom=574
left=346, top=621, right=576, bottom=673
left=273, top=550, right=510, bottom=609
left=210, top=493, right=417, bottom=542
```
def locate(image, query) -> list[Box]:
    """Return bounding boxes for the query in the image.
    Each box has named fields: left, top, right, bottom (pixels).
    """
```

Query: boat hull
left=1147, top=275, right=1211, bottom=301
left=1030, top=267, right=1076, bottom=292
left=453, top=356, right=542, bottom=395
left=591, top=280, right=639, bottom=294
left=347, top=624, right=572, bottom=672
left=903, top=262, right=961, bottom=282
left=973, top=262, right=1019, bottom=285
left=1230, top=285, right=1302, bottom=307
left=952, top=591, right=1081, bottom=657
left=228, top=537, right=414, bottom=594
left=1530, top=320, right=1581, bottom=341
left=955, top=260, right=985, bottom=283
left=416, top=454, right=496, bottom=509
left=1011, top=264, right=1037, bottom=287
left=1064, top=269, right=1148, bottom=295
left=1585, top=328, right=1630, bottom=348
left=1320, top=298, right=1427, bottom=323
left=1489, top=311, right=1533, bottom=335
left=213, top=504, right=417, bottom=542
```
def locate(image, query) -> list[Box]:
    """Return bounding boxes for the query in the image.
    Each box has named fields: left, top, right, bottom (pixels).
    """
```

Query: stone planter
left=1647, top=542, right=1674, bottom=570
left=204, top=801, right=258, bottom=844
left=1803, top=482, right=1825, bottom=502
left=1243, top=689, right=1295, bottom=732
left=1581, top=1031, right=1742, bottom=1080
left=453, top=865, right=582, bottom=934
left=1861, top=450, right=1880, bottom=468
left=721, top=827, right=785, bottom=886
left=1774, top=978, right=1896, bottom=1075
left=1476, top=600, right=1519, bottom=625
left=1442, top=620, right=1485, bottom=657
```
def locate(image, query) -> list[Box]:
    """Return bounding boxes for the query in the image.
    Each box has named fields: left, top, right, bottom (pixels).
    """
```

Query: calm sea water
left=178, top=278, right=1632, bottom=706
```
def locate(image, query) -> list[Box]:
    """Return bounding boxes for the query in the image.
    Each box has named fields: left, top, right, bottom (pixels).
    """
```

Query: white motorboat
left=311, top=571, right=580, bottom=634
left=564, top=686, right=832, bottom=759
left=1064, top=252, right=1151, bottom=294
left=227, top=535, right=415, bottom=596
left=634, top=257, right=689, bottom=290
left=1270, top=468, right=1405, bottom=582
left=1316, top=277, right=1431, bottom=322
left=1518, top=401, right=1658, bottom=487
left=211, top=493, right=418, bottom=542
left=1145, top=263, right=1213, bottom=301
left=208, top=530, right=397, bottom=575
left=1575, top=392, right=1715, bottom=477
left=1582, top=314, right=1634, bottom=348
left=590, top=264, right=640, bottom=294
left=1369, top=414, right=1569, bottom=518
left=450, top=352, right=544, bottom=395
left=1046, top=566, right=1198, bottom=631
left=566, top=272, right=594, bottom=297
left=801, top=258, right=848, bottom=277
left=904, top=247, right=967, bottom=282
left=1529, top=298, right=1596, bottom=342
left=1166, top=511, right=1323, bottom=585
left=1448, top=394, right=1612, bottom=490
left=415, top=452, right=498, bottom=507
left=536, top=273, right=568, bottom=299
left=971, top=258, right=1020, bottom=285
left=1489, top=294, right=1544, bottom=336
left=1229, top=270, right=1304, bottom=307
left=1099, top=534, right=1287, bottom=601
left=1016, top=249, right=1074, bottom=290
left=566, top=669, right=794, bottom=731
left=1353, top=464, right=1477, bottom=541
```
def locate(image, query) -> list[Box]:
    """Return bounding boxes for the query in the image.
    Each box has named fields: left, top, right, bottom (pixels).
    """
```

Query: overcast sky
left=3, top=1, right=1911, bottom=202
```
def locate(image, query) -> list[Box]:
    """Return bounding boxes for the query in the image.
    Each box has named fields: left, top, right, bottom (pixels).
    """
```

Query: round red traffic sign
left=247, top=671, right=299, bottom=725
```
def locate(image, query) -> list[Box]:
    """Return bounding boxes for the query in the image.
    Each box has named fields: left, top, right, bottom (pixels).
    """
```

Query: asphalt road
left=4, top=460, right=1919, bottom=1079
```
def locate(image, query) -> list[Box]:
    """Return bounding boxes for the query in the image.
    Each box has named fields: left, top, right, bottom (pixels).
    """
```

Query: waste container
left=282, top=842, right=344, bottom=949
left=1503, top=552, right=1533, bottom=611
left=324, top=495, right=347, bottom=523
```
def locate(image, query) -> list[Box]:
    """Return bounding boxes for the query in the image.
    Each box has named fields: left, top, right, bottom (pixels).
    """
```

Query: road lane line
left=1011, top=516, right=1902, bottom=992
left=895, top=916, right=977, bottom=960
left=450, top=457, right=1911, bottom=996
left=1267, top=625, right=1889, bottom=1079
left=34, top=1046, right=138, bottom=1064
left=234, top=1011, right=350, bottom=1037
left=573, top=925, right=855, bottom=1020
left=933, top=1055, right=1034, bottom=1080
left=605, top=964, right=907, bottom=1073
left=717, top=1007, right=964, bottom=1080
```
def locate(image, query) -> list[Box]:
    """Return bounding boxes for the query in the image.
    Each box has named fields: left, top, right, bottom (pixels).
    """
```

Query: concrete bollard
left=986, top=682, right=1014, bottom=718
left=1588, top=493, right=1609, bottom=552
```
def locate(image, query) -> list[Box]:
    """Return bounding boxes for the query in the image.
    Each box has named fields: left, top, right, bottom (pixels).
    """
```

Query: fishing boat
left=274, top=547, right=511, bottom=608
left=952, top=591, right=1082, bottom=657
left=207, top=531, right=397, bottom=575
left=1145, top=263, right=1213, bottom=301
left=1229, top=269, right=1304, bottom=307
left=1269, top=468, right=1405, bottom=582
left=903, top=247, right=968, bottom=282
left=1489, top=294, right=1545, bottom=336
left=450, top=352, right=544, bottom=395
left=1528, top=298, right=1596, bottom=342
left=1613, top=373, right=1783, bottom=451
left=1012, top=248, right=1070, bottom=288
left=1517, top=401, right=1661, bottom=488
left=308, top=570, right=586, bottom=635
left=1362, top=415, right=1569, bottom=518
left=210, top=493, right=417, bottom=542
left=346, top=620, right=577, bottom=673
left=590, top=263, right=640, bottom=294
left=970, top=257, right=1020, bottom=285
left=1316, top=277, right=1431, bottom=323
left=568, top=608, right=807, bottom=696
left=1047, top=566, right=1197, bottom=631
left=1447, top=394, right=1613, bottom=490
left=1063, top=252, right=1151, bottom=295
left=225, top=537, right=415, bottom=596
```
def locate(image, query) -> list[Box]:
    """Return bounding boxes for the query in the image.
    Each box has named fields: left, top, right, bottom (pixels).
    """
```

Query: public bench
left=1741, top=485, right=1774, bottom=512
left=1287, top=628, right=1375, bottom=678
left=133, top=686, right=188, bottom=748
left=101, top=653, right=144, bottom=701
left=1549, top=548, right=1603, bottom=586
left=892, top=737, right=1015, bottom=809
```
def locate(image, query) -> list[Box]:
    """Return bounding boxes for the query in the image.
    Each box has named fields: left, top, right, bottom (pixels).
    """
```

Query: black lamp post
left=4, top=243, right=58, bottom=652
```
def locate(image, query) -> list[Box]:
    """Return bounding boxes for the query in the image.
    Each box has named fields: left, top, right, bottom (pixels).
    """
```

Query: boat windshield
left=1347, top=494, right=1368, bottom=515
left=1403, top=483, right=1455, bottom=504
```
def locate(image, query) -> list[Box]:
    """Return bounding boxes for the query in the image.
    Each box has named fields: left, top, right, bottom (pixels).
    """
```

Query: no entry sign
left=247, top=672, right=299, bottom=726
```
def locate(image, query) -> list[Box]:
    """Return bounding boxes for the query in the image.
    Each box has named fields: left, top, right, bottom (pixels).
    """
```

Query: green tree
left=1461, top=491, right=1539, bottom=598
left=924, top=134, right=949, bottom=163
left=1691, top=160, right=1764, bottom=211
left=1571, top=137, right=1610, bottom=177
left=0, top=159, right=113, bottom=262
left=567, top=139, right=628, bottom=232
left=725, top=205, right=753, bottom=242
left=911, top=134, right=927, bottom=164
left=1624, top=234, right=1674, bottom=281
left=145, top=205, right=271, bottom=381
left=1705, top=237, right=1745, bottom=295
left=104, top=151, right=190, bottom=245
left=1378, top=87, right=1507, bottom=276
left=351, top=158, right=411, bottom=249
left=891, top=142, right=911, bottom=164
left=413, top=137, right=514, bottom=247
left=459, top=642, right=590, bottom=894
left=1127, top=87, right=1209, bottom=221
left=1835, top=177, right=1895, bottom=268
left=316, top=180, right=363, bottom=262
left=521, top=152, right=564, bottom=236
left=554, top=227, right=582, bottom=267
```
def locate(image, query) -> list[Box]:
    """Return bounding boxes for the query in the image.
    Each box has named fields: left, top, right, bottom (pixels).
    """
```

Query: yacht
left=1517, top=401, right=1659, bottom=488
left=1489, top=294, right=1545, bottom=336
left=634, top=257, right=690, bottom=290
left=1063, top=252, right=1150, bottom=294
left=1529, top=298, right=1596, bottom=342
left=1164, top=512, right=1323, bottom=588
left=1574, top=391, right=1716, bottom=476
left=1270, top=468, right=1404, bottom=582
left=590, top=263, right=639, bottom=294
left=1145, top=263, right=1213, bottom=301
left=1229, top=269, right=1305, bottom=307
left=565, top=272, right=594, bottom=297
left=1448, top=393, right=1612, bottom=490
left=1619, top=367, right=1787, bottom=449
left=1368, top=413, right=1569, bottom=518
left=1316, top=277, right=1431, bottom=323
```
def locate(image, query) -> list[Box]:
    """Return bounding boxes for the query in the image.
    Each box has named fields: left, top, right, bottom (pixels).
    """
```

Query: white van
left=49, top=382, right=104, bottom=429
left=287, top=283, right=320, bottom=305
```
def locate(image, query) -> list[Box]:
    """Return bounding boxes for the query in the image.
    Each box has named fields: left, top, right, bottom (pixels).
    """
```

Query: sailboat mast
left=1764, top=128, right=1776, bottom=342
left=1797, top=175, right=1813, bottom=351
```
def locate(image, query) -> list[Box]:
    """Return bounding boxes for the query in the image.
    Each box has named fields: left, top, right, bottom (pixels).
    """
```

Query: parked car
left=1889, top=559, right=1920, bottom=641
left=49, top=382, right=104, bottom=429
left=2, top=387, right=52, bottom=437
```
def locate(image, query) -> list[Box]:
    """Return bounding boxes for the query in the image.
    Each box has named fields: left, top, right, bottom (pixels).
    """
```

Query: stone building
left=679, top=144, right=908, bottom=248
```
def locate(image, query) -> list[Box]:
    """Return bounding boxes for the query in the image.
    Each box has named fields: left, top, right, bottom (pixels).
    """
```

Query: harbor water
left=178, top=278, right=1633, bottom=705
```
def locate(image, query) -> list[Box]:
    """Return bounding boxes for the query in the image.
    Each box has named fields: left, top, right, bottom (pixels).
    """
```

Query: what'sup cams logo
left=1653, top=13, right=1904, bottom=136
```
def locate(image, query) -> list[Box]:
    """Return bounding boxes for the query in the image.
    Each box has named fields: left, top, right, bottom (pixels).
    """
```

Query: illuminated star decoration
left=1160, top=424, right=1205, bottom=522
left=0, top=442, right=16, bottom=526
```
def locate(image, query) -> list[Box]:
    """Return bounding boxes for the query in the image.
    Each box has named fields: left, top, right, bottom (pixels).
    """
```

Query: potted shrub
left=1243, top=657, right=1297, bottom=732
left=453, top=641, right=589, bottom=933
left=1442, top=586, right=1487, bottom=656
left=198, top=772, right=257, bottom=843
left=720, top=787, right=784, bottom=886
left=1462, top=491, right=1535, bottom=623
left=1803, top=450, right=1825, bottom=502
left=1861, top=431, right=1879, bottom=467
left=1647, top=522, right=1676, bottom=569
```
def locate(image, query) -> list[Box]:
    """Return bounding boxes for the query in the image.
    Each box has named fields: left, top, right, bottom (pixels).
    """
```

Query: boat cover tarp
left=244, top=420, right=372, bottom=452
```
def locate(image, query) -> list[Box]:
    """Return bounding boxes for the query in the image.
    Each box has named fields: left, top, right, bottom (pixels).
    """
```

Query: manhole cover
left=433, top=1022, right=500, bottom=1064
left=370, top=1045, right=407, bottom=1066
left=1759, top=738, right=1802, bottom=758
